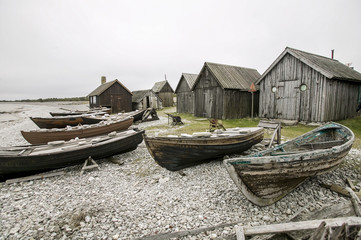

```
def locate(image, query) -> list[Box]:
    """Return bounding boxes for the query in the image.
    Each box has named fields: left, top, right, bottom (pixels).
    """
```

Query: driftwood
left=321, top=183, right=361, bottom=200
left=5, top=171, right=66, bottom=184
left=236, top=217, right=361, bottom=239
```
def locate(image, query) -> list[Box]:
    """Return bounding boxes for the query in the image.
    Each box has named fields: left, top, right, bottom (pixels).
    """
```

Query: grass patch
left=149, top=107, right=361, bottom=149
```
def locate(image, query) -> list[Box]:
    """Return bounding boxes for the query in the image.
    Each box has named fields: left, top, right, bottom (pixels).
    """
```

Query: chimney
left=331, top=49, right=334, bottom=59
left=101, top=76, right=106, bottom=84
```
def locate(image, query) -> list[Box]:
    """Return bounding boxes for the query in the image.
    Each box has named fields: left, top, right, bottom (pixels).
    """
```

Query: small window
left=271, top=86, right=277, bottom=93
left=300, top=84, right=307, bottom=92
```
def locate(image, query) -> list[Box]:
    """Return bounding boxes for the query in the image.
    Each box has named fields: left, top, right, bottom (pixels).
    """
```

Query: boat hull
left=223, top=122, right=354, bottom=206
left=30, top=116, right=89, bottom=129
left=0, top=129, right=144, bottom=177
left=21, top=117, right=134, bottom=144
left=144, top=128, right=264, bottom=171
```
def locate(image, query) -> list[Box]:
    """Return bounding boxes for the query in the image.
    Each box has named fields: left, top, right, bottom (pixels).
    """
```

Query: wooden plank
left=5, top=171, right=66, bottom=184
left=346, top=187, right=361, bottom=217
left=235, top=225, right=245, bottom=240
left=346, top=177, right=356, bottom=191
left=243, top=217, right=361, bottom=235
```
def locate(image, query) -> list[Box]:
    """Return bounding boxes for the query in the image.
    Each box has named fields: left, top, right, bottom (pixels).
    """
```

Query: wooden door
left=111, top=94, right=122, bottom=113
left=276, top=80, right=300, bottom=120
left=203, top=89, right=213, bottom=118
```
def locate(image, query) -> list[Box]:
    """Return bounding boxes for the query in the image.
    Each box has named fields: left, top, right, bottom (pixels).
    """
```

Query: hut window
left=92, top=96, right=97, bottom=104
left=271, top=86, right=277, bottom=93
left=300, top=84, right=307, bottom=92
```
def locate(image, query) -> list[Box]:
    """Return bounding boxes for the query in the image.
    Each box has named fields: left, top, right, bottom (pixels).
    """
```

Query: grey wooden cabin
left=257, top=47, right=361, bottom=122
left=132, top=89, right=162, bottom=110
left=175, top=73, right=198, bottom=114
left=191, top=62, right=261, bottom=119
left=152, top=80, right=174, bottom=107
left=88, top=77, right=132, bottom=114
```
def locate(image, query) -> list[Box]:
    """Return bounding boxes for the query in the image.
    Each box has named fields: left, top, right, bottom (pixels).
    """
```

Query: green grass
left=146, top=107, right=361, bottom=149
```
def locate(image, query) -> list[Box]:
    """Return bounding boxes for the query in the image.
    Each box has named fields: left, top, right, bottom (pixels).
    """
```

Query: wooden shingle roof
left=192, top=62, right=260, bottom=91
left=257, top=47, right=361, bottom=84
left=88, top=79, right=132, bottom=96
left=175, top=73, right=198, bottom=92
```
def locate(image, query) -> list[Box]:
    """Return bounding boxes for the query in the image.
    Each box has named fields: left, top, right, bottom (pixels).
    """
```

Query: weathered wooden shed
left=132, top=89, right=162, bottom=110
left=175, top=73, right=198, bottom=114
left=88, top=77, right=132, bottom=114
left=152, top=80, right=174, bottom=107
left=191, top=62, right=261, bottom=119
left=257, top=47, right=361, bottom=122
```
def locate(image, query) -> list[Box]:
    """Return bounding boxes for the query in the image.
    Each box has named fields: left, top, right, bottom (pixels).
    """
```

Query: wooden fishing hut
left=175, top=73, right=198, bottom=114
left=88, top=77, right=132, bottom=114
left=132, top=89, right=162, bottom=110
left=257, top=47, right=361, bottom=122
left=191, top=62, right=260, bottom=119
left=152, top=80, right=174, bottom=107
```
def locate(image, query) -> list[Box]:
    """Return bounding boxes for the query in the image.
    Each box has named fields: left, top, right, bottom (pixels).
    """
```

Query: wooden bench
left=165, top=113, right=184, bottom=126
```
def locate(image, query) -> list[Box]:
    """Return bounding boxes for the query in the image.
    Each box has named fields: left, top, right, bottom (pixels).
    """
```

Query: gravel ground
left=0, top=102, right=360, bottom=240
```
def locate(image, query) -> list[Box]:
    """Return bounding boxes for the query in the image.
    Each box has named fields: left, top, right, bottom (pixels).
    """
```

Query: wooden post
left=251, top=92, right=254, bottom=119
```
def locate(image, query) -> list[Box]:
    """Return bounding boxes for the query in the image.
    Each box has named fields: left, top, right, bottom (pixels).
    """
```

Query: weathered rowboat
left=143, top=127, right=264, bottom=171
left=0, top=129, right=144, bottom=177
left=82, top=110, right=147, bottom=124
left=223, top=122, right=354, bottom=207
left=21, top=117, right=134, bottom=144
left=49, top=107, right=111, bottom=117
left=30, top=114, right=102, bottom=129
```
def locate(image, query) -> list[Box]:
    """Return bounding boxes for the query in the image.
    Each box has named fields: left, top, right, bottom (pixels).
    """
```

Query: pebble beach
left=0, top=102, right=360, bottom=240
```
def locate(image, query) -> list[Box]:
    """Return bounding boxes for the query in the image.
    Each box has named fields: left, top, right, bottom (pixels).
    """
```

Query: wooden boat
left=21, top=117, right=134, bottom=145
left=143, top=127, right=264, bottom=171
left=223, top=122, right=354, bottom=207
left=82, top=109, right=147, bottom=124
left=49, top=107, right=111, bottom=117
left=0, top=129, right=144, bottom=177
left=30, top=114, right=102, bottom=129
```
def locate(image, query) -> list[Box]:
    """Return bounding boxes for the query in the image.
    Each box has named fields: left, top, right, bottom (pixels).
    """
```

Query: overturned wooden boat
left=21, top=117, right=134, bottom=144
left=0, top=129, right=144, bottom=177
left=143, top=127, right=264, bottom=171
left=30, top=114, right=102, bottom=129
left=223, top=122, right=354, bottom=207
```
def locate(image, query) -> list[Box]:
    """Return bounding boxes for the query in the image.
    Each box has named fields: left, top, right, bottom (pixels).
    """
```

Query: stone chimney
left=101, top=76, right=106, bottom=84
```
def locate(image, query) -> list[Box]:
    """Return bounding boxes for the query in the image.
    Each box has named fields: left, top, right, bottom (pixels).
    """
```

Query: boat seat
left=299, top=140, right=345, bottom=149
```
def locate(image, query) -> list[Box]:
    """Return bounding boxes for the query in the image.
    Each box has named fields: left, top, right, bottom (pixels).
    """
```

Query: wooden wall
left=99, top=83, right=132, bottom=113
left=176, top=77, right=194, bottom=114
left=259, top=53, right=361, bottom=122
left=194, top=67, right=258, bottom=119
left=158, top=83, right=174, bottom=107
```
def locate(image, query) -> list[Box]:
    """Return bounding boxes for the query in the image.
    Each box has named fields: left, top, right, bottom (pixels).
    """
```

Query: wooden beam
left=5, top=171, right=66, bottom=184
left=346, top=177, right=356, bottom=191
left=242, top=217, right=361, bottom=236
left=235, top=225, right=245, bottom=240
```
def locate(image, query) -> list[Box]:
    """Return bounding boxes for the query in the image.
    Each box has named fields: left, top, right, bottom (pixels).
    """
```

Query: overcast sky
left=1, top=0, right=360, bottom=100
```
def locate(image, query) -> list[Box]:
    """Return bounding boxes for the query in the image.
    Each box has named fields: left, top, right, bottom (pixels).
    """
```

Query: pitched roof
left=192, top=62, right=261, bottom=91
left=257, top=47, right=361, bottom=84
left=132, top=89, right=161, bottom=103
left=151, top=80, right=174, bottom=93
left=88, top=79, right=132, bottom=96
left=175, top=73, right=198, bottom=92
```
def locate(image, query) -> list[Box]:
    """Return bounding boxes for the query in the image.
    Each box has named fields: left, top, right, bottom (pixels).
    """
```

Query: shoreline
left=0, top=102, right=360, bottom=240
